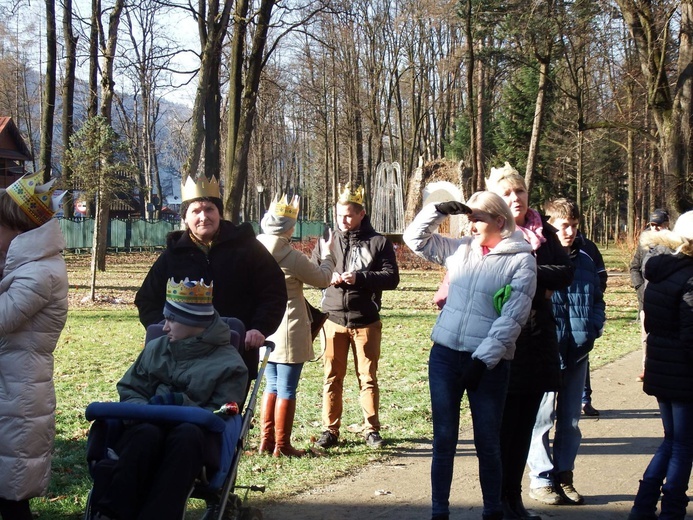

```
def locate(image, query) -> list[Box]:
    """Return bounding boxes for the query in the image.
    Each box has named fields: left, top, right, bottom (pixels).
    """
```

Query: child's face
left=551, top=217, right=579, bottom=248
left=163, top=319, right=204, bottom=342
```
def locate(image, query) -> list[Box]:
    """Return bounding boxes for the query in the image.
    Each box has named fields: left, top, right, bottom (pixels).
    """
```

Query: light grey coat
left=0, top=219, right=68, bottom=500
left=403, top=204, right=537, bottom=369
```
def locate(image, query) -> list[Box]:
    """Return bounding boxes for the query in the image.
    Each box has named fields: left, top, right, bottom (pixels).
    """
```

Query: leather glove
left=461, top=358, right=487, bottom=391
left=148, top=392, right=185, bottom=406
left=435, top=201, right=472, bottom=216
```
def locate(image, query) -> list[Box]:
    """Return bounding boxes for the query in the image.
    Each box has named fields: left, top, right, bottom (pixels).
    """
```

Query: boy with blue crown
left=90, top=278, right=248, bottom=520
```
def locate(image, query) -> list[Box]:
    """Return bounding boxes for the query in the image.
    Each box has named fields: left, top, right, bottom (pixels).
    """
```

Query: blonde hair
left=485, top=162, right=527, bottom=194
left=466, top=191, right=516, bottom=239
left=0, top=189, right=39, bottom=232
left=544, top=198, right=580, bottom=222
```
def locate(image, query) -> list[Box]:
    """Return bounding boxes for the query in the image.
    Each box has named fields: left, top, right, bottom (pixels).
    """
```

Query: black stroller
left=83, top=317, right=270, bottom=520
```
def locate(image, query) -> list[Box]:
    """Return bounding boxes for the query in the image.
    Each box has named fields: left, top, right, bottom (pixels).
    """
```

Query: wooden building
left=0, top=117, right=33, bottom=188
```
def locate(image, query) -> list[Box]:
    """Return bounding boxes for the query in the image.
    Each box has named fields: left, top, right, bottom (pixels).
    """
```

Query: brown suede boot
left=258, top=392, right=277, bottom=454
left=273, top=398, right=307, bottom=457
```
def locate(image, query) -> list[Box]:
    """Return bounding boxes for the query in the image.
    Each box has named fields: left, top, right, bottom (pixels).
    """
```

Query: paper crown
left=269, top=194, right=300, bottom=219
left=338, top=182, right=365, bottom=206
left=166, top=277, right=213, bottom=304
left=6, top=171, right=65, bottom=225
left=485, top=161, right=522, bottom=191
left=181, top=175, right=221, bottom=202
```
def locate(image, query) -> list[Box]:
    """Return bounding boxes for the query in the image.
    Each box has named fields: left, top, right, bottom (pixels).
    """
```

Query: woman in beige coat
left=0, top=172, right=68, bottom=520
left=256, top=194, right=335, bottom=456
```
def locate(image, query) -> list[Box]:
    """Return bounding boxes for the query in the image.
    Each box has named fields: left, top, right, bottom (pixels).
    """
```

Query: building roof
left=0, top=117, right=33, bottom=161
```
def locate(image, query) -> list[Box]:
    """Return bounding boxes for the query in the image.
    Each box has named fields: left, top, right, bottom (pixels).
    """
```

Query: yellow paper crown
left=181, top=175, right=221, bottom=202
left=6, top=171, right=63, bottom=225
left=338, top=182, right=365, bottom=206
left=269, top=194, right=300, bottom=219
left=166, top=277, right=213, bottom=304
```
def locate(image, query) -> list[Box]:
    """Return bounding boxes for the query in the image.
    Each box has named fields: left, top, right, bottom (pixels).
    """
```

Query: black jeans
left=0, top=498, right=32, bottom=520
left=96, top=421, right=205, bottom=520
left=500, top=391, right=544, bottom=496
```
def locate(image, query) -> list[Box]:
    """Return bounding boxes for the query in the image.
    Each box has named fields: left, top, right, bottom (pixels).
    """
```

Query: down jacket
left=551, top=240, right=606, bottom=369
left=118, top=313, right=249, bottom=409
left=256, top=234, right=335, bottom=363
left=641, top=231, right=693, bottom=402
left=403, top=204, right=537, bottom=369
left=0, top=218, right=68, bottom=501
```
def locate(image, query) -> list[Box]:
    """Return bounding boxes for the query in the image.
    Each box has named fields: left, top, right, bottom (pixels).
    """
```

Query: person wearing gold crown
left=310, top=182, right=399, bottom=449
left=256, top=193, right=336, bottom=457
left=135, top=175, right=287, bottom=381
left=0, top=172, right=68, bottom=520
left=90, top=278, right=248, bottom=520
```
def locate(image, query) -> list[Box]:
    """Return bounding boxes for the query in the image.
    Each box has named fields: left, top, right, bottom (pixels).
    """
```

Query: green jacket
left=117, top=314, right=249, bottom=410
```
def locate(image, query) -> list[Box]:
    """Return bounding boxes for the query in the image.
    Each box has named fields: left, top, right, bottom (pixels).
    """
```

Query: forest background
left=0, top=0, right=692, bottom=247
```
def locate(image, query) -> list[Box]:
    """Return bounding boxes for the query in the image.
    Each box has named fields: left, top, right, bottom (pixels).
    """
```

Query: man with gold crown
left=89, top=278, right=248, bottom=520
left=135, top=174, right=287, bottom=381
left=0, top=172, right=69, bottom=520
left=311, top=181, right=399, bottom=449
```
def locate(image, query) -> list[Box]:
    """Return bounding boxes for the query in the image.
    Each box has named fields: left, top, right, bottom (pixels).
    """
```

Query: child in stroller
left=87, top=278, right=248, bottom=520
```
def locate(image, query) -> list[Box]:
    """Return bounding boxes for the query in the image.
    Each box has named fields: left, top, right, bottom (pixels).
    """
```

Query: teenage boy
left=91, top=278, right=248, bottom=520
left=526, top=199, right=606, bottom=508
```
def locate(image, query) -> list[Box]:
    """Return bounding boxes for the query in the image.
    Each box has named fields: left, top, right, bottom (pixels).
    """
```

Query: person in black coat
left=486, top=163, right=574, bottom=519
left=628, top=211, right=693, bottom=520
left=135, top=176, right=287, bottom=381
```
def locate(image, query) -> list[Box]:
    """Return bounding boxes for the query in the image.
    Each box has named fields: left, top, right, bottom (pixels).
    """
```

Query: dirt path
left=261, top=350, right=679, bottom=519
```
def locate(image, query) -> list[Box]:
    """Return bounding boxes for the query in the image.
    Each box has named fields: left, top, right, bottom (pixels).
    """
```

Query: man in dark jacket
left=135, top=175, right=287, bottom=380
left=629, top=208, right=669, bottom=382
left=311, top=183, right=399, bottom=449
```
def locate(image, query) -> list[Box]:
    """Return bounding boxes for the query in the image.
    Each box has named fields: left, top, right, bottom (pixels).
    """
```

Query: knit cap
left=163, top=278, right=215, bottom=327
left=649, top=208, right=669, bottom=226
left=260, top=194, right=300, bottom=235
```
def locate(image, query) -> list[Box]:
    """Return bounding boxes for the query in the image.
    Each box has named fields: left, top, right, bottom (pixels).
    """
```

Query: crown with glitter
left=269, top=194, right=300, bottom=219
left=166, top=277, right=213, bottom=304
left=6, top=171, right=65, bottom=225
left=337, top=182, right=365, bottom=206
left=181, top=175, right=221, bottom=202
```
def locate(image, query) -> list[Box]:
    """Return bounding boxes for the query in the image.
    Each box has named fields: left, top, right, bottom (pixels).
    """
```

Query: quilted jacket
left=0, top=219, right=68, bottom=500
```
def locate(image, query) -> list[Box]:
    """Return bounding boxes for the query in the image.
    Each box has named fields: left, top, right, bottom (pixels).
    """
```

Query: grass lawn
left=29, top=244, right=640, bottom=519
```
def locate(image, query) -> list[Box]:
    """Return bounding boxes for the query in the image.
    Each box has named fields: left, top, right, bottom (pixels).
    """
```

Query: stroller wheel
left=238, top=506, right=263, bottom=520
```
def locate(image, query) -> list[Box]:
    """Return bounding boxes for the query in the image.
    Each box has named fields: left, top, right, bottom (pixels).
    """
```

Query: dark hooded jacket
left=312, top=215, right=399, bottom=327
left=641, top=231, right=693, bottom=402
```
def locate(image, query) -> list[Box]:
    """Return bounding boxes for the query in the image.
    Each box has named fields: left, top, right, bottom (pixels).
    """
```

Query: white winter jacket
left=403, top=204, right=537, bottom=369
left=0, top=218, right=69, bottom=500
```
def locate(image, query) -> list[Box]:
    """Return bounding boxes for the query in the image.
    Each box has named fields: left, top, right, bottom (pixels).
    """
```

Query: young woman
left=404, top=191, right=537, bottom=520
left=0, top=172, right=69, bottom=520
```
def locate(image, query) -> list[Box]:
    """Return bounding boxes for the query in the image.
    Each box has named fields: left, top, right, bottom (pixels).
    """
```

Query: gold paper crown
left=337, top=182, right=365, bottom=206
left=269, top=194, right=300, bottom=219
left=6, top=171, right=64, bottom=225
left=166, top=277, right=213, bottom=304
left=485, top=161, right=521, bottom=191
left=181, top=175, right=221, bottom=202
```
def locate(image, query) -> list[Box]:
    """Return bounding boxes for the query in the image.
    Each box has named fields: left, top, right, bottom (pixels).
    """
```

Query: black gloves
left=435, top=201, right=472, bottom=215
left=148, top=392, right=185, bottom=406
left=461, top=358, right=487, bottom=391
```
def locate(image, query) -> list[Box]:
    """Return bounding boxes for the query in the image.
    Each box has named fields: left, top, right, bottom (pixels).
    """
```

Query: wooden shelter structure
left=0, top=117, right=33, bottom=188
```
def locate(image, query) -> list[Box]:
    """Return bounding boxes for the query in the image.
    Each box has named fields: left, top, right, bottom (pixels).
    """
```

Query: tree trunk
left=525, top=57, right=551, bottom=193
left=88, top=0, right=100, bottom=119
left=225, top=0, right=276, bottom=223
left=39, top=0, right=56, bottom=178
left=61, top=0, right=77, bottom=217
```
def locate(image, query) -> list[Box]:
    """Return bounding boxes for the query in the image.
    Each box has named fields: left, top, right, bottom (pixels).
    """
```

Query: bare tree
left=38, top=0, right=56, bottom=178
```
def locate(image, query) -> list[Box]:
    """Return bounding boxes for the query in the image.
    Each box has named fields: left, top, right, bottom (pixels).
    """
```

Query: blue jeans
left=528, top=358, right=588, bottom=488
left=264, top=362, right=304, bottom=399
left=429, top=343, right=509, bottom=518
left=631, top=399, right=693, bottom=520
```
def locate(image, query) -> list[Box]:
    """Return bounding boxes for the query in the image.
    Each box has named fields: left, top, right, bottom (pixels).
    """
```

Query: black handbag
left=305, top=298, right=329, bottom=342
